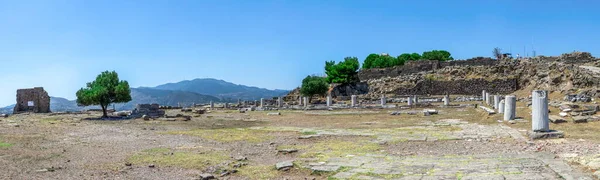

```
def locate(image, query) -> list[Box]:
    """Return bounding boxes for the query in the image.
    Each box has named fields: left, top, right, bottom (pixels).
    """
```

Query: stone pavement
left=312, top=153, right=591, bottom=180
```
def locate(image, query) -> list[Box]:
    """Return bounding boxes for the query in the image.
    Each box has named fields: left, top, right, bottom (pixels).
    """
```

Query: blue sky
left=1, top=0, right=599, bottom=106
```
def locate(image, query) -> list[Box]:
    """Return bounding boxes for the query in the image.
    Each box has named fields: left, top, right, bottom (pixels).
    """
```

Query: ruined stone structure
left=132, top=104, right=165, bottom=118
left=13, top=87, right=50, bottom=114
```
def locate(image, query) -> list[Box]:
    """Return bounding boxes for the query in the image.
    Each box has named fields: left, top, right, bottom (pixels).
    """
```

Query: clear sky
left=1, top=0, right=599, bottom=106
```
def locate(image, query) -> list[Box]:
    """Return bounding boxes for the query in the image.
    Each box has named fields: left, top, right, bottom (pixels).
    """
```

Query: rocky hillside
left=154, top=78, right=289, bottom=101
left=286, top=52, right=600, bottom=101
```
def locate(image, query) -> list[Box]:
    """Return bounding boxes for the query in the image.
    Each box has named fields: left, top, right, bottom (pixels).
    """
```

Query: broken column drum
left=225, top=102, right=230, bottom=109
left=532, top=90, right=550, bottom=132
left=493, top=95, right=500, bottom=110
left=303, top=97, right=309, bottom=108
left=482, top=90, right=487, bottom=102
left=381, top=95, right=386, bottom=106
left=326, top=95, right=332, bottom=107
left=277, top=97, right=283, bottom=107
left=414, top=95, right=418, bottom=104
left=485, top=93, right=491, bottom=105
left=443, top=95, right=450, bottom=106
left=210, top=101, right=214, bottom=109
left=498, top=100, right=505, bottom=114
left=351, top=95, right=357, bottom=107
left=407, top=96, right=413, bottom=106
left=260, top=98, right=264, bottom=107
left=504, top=95, right=516, bottom=121
left=298, top=96, right=302, bottom=106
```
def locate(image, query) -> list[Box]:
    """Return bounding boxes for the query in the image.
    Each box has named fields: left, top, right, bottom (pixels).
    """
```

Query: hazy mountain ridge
left=154, top=78, right=289, bottom=100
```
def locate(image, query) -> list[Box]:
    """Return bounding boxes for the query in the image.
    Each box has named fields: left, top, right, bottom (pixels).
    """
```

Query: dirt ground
left=1, top=101, right=599, bottom=180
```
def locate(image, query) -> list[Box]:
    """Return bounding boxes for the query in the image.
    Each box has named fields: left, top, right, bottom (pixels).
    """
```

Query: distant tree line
left=363, top=50, right=453, bottom=69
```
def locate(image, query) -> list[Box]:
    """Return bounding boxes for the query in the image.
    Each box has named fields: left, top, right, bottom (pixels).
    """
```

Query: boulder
left=278, top=149, right=298, bottom=154
left=199, top=173, right=215, bottom=180
left=276, top=161, right=294, bottom=171
left=572, top=116, right=588, bottom=123
left=267, top=112, right=281, bottom=116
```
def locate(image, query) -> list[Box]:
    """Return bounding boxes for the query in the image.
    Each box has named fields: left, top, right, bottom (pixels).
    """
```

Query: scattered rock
left=234, top=156, right=247, bottom=161
left=276, top=161, right=294, bottom=171
left=125, top=162, right=132, bottom=166
left=278, top=149, right=298, bottom=154
left=148, top=164, right=155, bottom=168
left=299, top=135, right=320, bottom=139
left=549, top=115, right=567, bottom=123
left=142, top=115, right=150, bottom=121
left=508, top=120, right=516, bottom=124
left=199, top=173, right=215, bottom=180
left=1, top=114, right=7, bottom=118
left=12, top=124, right=20, bottom=127
left=267, top=112, right=281, bottom=116
left=573, top=116, right=588, bottom=123
left=559, top=112, right=568, bottom=117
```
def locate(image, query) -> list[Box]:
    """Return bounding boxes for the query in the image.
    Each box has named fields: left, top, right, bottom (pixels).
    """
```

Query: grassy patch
left=300, top=139, right=381, bottom=161
left=128, top=148, right=229, bottom=169
left=164, top=128, right=274, bottom=143
left=350, top=172, right=404, bottom=179
left=41, top=117, right=60, bottom=124
left=237, top=165, right=279, bottom=179
left=0, top=142, right=12, bottom=148
left=301, top=131, right=318, bottom=135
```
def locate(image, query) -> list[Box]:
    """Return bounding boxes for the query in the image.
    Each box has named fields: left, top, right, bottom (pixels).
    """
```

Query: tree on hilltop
left=325, top=57, right=360, bottom=84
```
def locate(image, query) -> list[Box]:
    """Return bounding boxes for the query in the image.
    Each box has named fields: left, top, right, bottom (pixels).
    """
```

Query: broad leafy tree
left=421, top=50, right=453, bottom=61
left=300, top=75, right=328, bottom=102
left=325, top=57, right=360, bottom=84
left=76, top=71, right=132, bottom=118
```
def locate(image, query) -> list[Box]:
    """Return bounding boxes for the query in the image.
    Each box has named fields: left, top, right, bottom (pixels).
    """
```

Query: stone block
left=528, top=130, right=564, bottom=139
left=549, top=115, right=567, bottom=123
left=572, top=116, right=588, bottom=123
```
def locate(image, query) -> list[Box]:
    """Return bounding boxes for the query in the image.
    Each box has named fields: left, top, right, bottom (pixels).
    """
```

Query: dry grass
left=164, top=128, right=275, bottom=143
left=236, top=165, right=280, bottom=179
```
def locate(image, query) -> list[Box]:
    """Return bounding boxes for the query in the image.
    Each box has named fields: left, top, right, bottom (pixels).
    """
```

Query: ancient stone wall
left=13, top=87, right=50, bottom=114
left=132, top=104, right=165, bottom=118
left=358, top=58, right=498, bottom=80
left=392, top=78, right=518, bottom=95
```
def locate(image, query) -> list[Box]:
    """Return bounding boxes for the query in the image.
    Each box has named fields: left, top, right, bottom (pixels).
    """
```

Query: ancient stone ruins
left=13, top=87, right=50, bottom=114
left=2, top=52, right=600, bottom=179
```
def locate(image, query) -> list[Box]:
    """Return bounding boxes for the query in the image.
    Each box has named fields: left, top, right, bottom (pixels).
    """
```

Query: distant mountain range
left=0, top=78, right=288, bottom=114
left=154, top=78, right=289, bottom=101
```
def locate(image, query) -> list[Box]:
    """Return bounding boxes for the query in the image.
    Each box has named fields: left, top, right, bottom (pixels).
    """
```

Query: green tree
left=372, top=55, right=396, bottom=68
left=397, top=53, right=411, bottom=63
left=409, top=53, right=422, bottom=61
left=362, top=53, right=380, bottom=69
left=421, top=50, right=453, bottom=61
left=325, top=57, right=360, bottom=84
left=76, top=71, right=132, bottom=118
left=300, top=76, right=329, bottom=102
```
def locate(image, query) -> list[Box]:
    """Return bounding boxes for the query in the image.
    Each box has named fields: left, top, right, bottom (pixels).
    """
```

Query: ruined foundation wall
left=392, top=78, right=518, bottom=95
left=13, top=87, right=51, bottom=114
